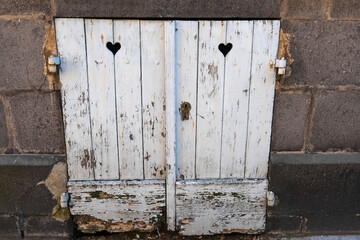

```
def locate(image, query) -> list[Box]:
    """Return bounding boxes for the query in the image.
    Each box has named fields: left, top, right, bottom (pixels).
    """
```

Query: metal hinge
left=267, top=191, right=276, bottom=207
left=47, top=55, right=61, bottom=73
left=275, top=57, right=287, bottom=75
left=60, top=192, right=69, bottom=208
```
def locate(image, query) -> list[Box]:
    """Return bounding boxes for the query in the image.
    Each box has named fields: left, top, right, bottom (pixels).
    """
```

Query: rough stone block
left=0, top=216, right=19, bottom=237
left=0, top=98, right=9, bottom=149
left=269, top=153, right=360, bottom=232
left=305, top=214, right=360, bottom=232
left=271, top=92, right=309, bottom=151
left=282, top=0, right=327, bottom=19
left=24, top=216, right=72, bottom=238
left=0, top=165, right=55, bottom=215
left=9, top=91, right=65, bottom=154
left=0, top=0, right=51, bottom=15
left=0, top=19, right=49, bottom=90
left=281, top=20, right=360, bottom=86
left=270, top=154, right=360, bottom=215
left=54, top=0, right=280, bottom=18
left=266, top=215, right=302, bottom=233
left=311, top=92, right=360, bottom=151
left=330, top=0, right=360, bottom=20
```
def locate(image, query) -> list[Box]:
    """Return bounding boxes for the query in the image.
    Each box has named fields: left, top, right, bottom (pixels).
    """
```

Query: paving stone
left=54, top=0, right=280, bottom=18
left=0, top=98, right=9, bottom=149
left=0, top=0, right=51, bottom=15
left=311, top=92, right=360, bottom=151
left=282, top=0, right=327, bottom=19
left=271, top=92, right=309, bottom=151
left=9, top=91, right=65, bottom=154
left=281, top=20, right=360, bottom=86
left=330, top=0, right=360, bottom=20
left=0, top=19, right=49, bottom=90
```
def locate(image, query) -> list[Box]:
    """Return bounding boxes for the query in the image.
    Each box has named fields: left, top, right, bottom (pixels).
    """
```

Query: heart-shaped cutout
left=106, top=42, right=121, bottom=55
left=218, top=43, right=233, bottom=57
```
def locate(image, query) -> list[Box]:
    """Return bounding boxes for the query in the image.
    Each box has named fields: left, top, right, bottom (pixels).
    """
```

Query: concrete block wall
left=0, top=0, right=359, bottom=238
left=0, top=1, right=70, bottom=239
left=272, top=0, right=360, bottom=153
left=268, top=0, right=360, bottom=234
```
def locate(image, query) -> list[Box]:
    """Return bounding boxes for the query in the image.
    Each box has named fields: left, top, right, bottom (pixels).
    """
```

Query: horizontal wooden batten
left=68, top=180, right=165, bottom=233
left=176, top=179, right=268, bottom=235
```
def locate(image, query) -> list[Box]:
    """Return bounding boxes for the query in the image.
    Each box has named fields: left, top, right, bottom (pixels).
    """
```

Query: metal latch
left=48, top=55, right=61, bottom=73
left=267, top=191, right=276, bottom=207
left=60, top=192, right=69, bottom=208
left=275, top=57, right=287, bottom=75
left=180, top=102, right=191, bottom=121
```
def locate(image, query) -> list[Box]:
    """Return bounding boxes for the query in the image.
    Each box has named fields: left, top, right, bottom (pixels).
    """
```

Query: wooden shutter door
left=55, top=19, right=167, bottom=233
left=171, top=20, right=280, bottom=235
left=55, top=19, right=280, bottom=235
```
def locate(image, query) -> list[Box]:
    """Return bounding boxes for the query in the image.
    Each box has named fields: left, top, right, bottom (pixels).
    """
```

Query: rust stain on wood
left=75, top=215, right=160, bottom=233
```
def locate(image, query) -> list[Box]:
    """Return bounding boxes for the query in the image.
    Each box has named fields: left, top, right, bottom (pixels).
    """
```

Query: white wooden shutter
left=55, top=19, right=280, bottom=235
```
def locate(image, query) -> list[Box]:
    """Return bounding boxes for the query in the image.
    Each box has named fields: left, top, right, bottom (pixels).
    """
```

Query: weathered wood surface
left=196, top=21, right=226, bottom=179
left=176, top=21, right=198, bottom=180
left=55, top=18, right=94, bottom=181
left=56, top=19, right=281, bottom=235
left=245, top=20, right=280, bottom=179
left=140, top=21, right=166, bottom=179
left=164, top=21, right=176, bottom=231
left=114, top=20, right=144, bottom=180
left=220, top=21, right=253, bottom=179
left=176, top=179, right=268, bottom=235
left=68, top=180, right=165, bottom=233
left=85, top=19, right=119, bottom=180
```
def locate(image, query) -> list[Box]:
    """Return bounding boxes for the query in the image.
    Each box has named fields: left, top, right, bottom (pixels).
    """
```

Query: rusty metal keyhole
left=180, top=102, right=191, bottom=121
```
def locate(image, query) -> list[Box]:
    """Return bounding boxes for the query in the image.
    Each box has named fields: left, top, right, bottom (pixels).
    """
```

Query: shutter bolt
left=48, top=55, right=61, bottom=73
left=60, top=192, right=69, bottom=208
left=267, top=191, right=276, bottom=207
left=275, top=57, right=287, bottom=75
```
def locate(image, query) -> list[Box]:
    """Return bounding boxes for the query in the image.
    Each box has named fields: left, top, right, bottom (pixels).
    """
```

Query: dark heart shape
left=106, top=42, right=121, bottom=55
left=218, top=43, right=233, bottom=57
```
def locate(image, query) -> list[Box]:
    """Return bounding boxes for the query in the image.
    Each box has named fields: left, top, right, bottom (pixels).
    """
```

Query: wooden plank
left=68, top=180, right=165, bottom=233
left=55, top=18, right=94, bottom=181
left=176, top=21, right=198, bottom=180
left=196, top=21, right=226, bottom=179
left=85, top=19, right=119, bottom=180
left=245, top=20, right=280, bottom=179
left=220, top=21, right=253, bottom=179
left=113, top=20, right=143, bottom=180
left=176, top=179, right=268, bottom=235
left=164, top=21, right=176, bottom=231
left=140, top=21, right=166, bottom=179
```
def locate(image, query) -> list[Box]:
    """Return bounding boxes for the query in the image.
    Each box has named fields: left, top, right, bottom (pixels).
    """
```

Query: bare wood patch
left=74, top=214, right=162, bottom=233
left=176, top=179, right=267, bottom=235
left=69, top=180, right=165, bottom=233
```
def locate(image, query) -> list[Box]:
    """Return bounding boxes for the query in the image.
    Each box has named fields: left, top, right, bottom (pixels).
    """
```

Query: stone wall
left=269, top=0, right=360, bottom=234
left=0, top=1, right=70, bottom=239
left=0, top=0, right=359, bottom=238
